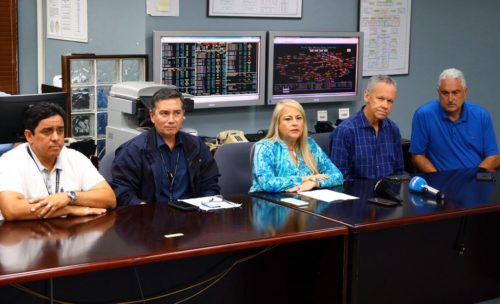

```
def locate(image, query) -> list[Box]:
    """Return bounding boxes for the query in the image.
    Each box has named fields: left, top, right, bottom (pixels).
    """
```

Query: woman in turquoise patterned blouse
left=250, top=99, right=344, bottom=193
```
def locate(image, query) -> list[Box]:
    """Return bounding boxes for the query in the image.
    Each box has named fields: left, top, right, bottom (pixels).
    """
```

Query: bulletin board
left=208, top=0, right=302, bottom=18
left=359, top=0, right=412, bottom=76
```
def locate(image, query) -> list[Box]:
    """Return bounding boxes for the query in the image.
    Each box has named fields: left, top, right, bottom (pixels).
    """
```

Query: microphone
left=374, top=179, right=403, bottom=203
left=409, top=176, right=445, bottom=201
left=409, top=193, right=438, bottom=206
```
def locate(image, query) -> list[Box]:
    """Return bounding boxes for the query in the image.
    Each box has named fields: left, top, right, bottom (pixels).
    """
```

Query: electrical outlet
left=317, top=110, right=328, bottom=121
left=339, top=108, right=350, bottom=119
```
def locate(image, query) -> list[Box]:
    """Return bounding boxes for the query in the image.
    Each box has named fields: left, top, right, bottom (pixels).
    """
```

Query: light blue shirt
left=250, top=137, right=344, bottom=192
left=0, top=144, right=14, bottom=156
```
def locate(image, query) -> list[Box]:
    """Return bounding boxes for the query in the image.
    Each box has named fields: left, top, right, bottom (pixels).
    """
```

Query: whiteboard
left=359, top=0, right=412, bottom=76
left=208, top=0, right=302, bottom=18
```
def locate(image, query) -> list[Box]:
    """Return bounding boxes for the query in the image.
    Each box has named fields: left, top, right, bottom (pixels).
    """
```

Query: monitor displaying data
left=267, top=31, right=363, bottom=105
left=153, top=31, right=266, bottom=109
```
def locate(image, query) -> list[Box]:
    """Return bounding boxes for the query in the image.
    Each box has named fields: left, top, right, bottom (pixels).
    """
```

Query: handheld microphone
left=409, top=176, right=445, bottom=201
left=374, top=179, right=403, bottom=203
left=409, top=193, right=438, bottom=206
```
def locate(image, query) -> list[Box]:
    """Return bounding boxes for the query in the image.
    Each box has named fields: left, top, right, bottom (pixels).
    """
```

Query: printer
left=106, top=81, right=193, bottom=154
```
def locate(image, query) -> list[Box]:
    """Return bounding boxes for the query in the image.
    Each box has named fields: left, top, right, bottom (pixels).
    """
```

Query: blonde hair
left=264, top=99, right=319, bottom=174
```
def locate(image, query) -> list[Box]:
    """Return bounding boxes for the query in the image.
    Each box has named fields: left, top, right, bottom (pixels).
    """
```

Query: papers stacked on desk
left=299, top=189, right=358, bottom=202
left=179, top=195, right=242, bottom=211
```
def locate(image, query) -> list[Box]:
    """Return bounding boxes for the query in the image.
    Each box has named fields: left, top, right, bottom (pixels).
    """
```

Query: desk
left=254, top=169, right=500, bottom=304
left=0, top=195, right=347, bottom=303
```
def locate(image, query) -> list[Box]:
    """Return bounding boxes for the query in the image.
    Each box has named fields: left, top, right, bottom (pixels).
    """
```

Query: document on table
left=179, top=196, right=241, bottom=211
left=299, top=189, right=358, bottom=202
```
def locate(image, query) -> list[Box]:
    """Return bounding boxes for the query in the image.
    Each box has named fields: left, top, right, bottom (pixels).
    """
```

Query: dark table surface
left=0, top=194, right=347, bottom=285
left=253, top=168, right=500, bottom=231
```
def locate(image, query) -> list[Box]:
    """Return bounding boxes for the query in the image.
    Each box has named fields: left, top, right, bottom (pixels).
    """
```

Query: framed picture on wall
left=208, top=0, right=302, bottom=18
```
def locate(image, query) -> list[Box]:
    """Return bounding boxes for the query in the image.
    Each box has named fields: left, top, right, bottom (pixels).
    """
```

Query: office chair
left=98, top=151, right=115, bottom=182
left=310, top=132, right=331, bottom=155
left=401, top=138, right=416, bottom=173
left=214, top=142, right=255, bottom=195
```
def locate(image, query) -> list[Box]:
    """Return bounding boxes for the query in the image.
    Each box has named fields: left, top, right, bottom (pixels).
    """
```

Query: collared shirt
left=0, top=143, right=104, bottom=220
left=26, top=145, right=64, bottom=194
left=329, top=108, right=404, bottom=180
left=155, top=132, right=189, bottom=202
left=409, top=100, right=499, bottom=171
left=250, top=137, right=344, bottom=192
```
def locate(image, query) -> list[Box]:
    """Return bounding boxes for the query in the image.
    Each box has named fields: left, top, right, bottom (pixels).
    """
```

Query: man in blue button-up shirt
left=329, top=75, right=403, bottom=180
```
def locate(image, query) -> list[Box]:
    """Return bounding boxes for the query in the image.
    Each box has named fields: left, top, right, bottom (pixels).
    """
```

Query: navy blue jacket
left=111, top=129, right=220, bottom=206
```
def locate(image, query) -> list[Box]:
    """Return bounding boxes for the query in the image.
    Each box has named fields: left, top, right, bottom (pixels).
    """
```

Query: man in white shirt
left=0, top=102, right=116, bottom=221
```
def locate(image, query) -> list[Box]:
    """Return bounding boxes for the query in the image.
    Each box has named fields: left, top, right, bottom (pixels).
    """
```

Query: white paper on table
left=179, top=196, right=241, bottom=211
left=298, top=189, right=358, bottom=202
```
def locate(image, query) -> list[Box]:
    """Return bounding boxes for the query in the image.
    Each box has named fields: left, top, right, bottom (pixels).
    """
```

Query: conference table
left=0, top=195, right=348, bottom=303
left=253, top=168, right=500, bottom=304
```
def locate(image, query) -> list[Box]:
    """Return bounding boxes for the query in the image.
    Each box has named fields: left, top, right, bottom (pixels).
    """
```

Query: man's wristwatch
left=67, top=191, right=78, bottom=204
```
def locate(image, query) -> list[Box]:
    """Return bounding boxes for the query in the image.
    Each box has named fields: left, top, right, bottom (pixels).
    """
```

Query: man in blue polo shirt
left=409, top=68, right=500, bottom=172
left=329, top=75, right=403, bottom=180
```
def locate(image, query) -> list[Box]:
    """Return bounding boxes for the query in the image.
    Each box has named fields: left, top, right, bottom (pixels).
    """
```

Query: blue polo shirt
left=156, top=132, right=190, bottom=202
left=329, top=108, right=404, bottom=180
left=409, top=100, right=499, bottom=171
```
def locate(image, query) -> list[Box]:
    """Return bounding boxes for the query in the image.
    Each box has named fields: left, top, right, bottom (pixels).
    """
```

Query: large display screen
left=153, top=31, right=266, bottom=109
left=267, top=31, right=363, bottom=105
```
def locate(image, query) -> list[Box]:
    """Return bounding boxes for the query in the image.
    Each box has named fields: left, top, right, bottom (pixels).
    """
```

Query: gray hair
left=366, top=75, right=397, bottom=93
left=438, top=68, right=467, bottom=88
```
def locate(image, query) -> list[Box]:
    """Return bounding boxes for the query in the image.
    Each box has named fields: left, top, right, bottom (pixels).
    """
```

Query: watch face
left=68, top=191, right=77, bottom=203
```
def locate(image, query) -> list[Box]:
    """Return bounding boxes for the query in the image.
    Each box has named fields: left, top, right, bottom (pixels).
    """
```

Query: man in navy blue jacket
left=111, top=88, right=220, bottom=206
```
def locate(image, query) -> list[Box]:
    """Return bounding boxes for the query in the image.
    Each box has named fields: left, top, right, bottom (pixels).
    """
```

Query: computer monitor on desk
left=0, top=92, right=68, bottom=144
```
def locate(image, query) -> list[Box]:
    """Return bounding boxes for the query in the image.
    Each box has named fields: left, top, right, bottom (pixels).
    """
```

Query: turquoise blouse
left=250, top=137, right=344, bottom=192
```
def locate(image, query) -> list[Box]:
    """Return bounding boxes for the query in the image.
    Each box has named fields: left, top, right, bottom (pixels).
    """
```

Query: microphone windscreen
left=409, top=176, right=427, bottom=192
left=374, top=179, right=402, bottom=202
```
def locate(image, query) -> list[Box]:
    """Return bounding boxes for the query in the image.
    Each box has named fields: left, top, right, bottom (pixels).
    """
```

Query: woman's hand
left=285, top=185, right=301, bottom=193
left=302, top=174, right=328, bottom=183
left=285, top=179, right=319, bottom=193
left=299, top=180, right=317, bottom=192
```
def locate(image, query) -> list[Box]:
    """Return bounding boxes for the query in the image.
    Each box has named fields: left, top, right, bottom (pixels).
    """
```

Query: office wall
left=18, top=0, right=500, bottom=142
left=18, top=0, right=38, bottom=94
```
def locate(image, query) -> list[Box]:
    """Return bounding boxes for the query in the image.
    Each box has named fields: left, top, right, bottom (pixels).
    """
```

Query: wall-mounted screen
left=153, top=31, right=266, bottom=109
left=0, top=92, right=68, bottom=144
left=267, top=31, right=363, bottom=105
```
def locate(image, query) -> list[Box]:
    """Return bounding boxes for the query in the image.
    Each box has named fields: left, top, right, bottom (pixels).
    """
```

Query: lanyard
left=27, top=146, right=61, bottom=195
left=159, top=148, right=180, bottom=203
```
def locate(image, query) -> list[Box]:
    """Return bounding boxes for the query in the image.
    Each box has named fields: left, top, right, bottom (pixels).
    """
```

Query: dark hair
left=24, top=102, right=66, bottom=134
left=151, top=87, right=185, bottom=110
